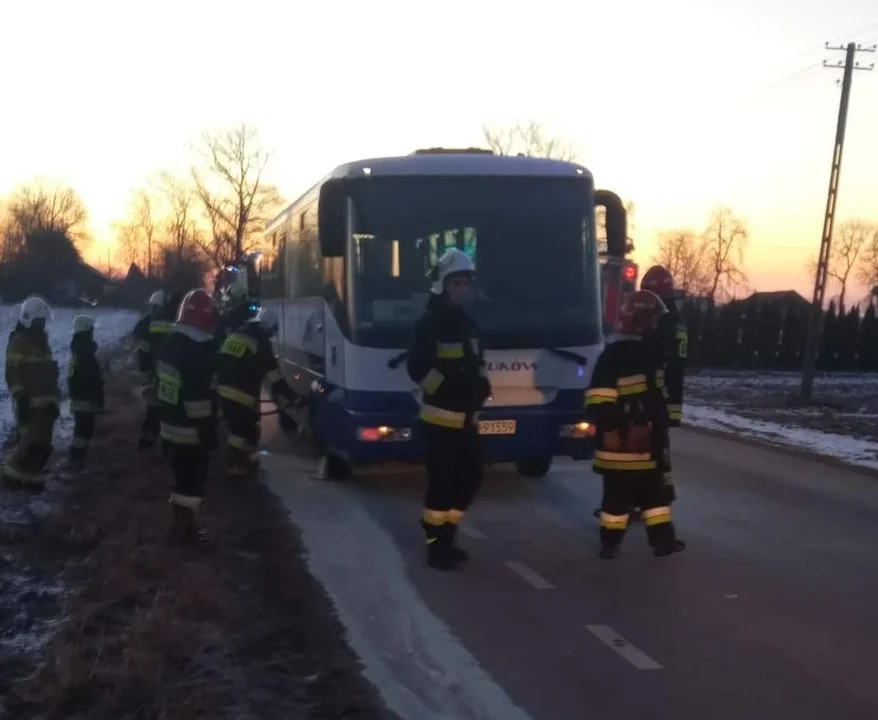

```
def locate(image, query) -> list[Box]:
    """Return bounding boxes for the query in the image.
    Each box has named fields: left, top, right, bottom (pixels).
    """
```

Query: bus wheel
left=515, top=457, right=553, bottom=479
left=319, top=453, right=352, bottom=481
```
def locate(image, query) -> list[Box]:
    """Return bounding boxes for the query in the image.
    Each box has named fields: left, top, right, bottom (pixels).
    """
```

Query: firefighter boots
left=422, top=522, right=458, bottom=571
left=447, top=524, right=470, bottom=563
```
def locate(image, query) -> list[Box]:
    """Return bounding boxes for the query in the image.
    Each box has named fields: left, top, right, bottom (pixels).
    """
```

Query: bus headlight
left=357, top=426, right=412, bottom=442
left=559, top=421, right=595, bottom=438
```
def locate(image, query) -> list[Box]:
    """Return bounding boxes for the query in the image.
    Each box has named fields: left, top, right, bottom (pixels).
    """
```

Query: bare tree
left=190, top=123, right=284, bottom=268
left=114, top=189, right=158, bottom=276
left=6, top=179, right=88, bottom=245
left=482, top=119, right=580, bottom=161
left=653, top=230, right=713, bottom=296
left=702, top=207, right=749, bottom=302
left=856, top=225, right=878, bottom=290
left=806, top=218, right=873, bottom=311
left=159, top=173, right=203, bottom=264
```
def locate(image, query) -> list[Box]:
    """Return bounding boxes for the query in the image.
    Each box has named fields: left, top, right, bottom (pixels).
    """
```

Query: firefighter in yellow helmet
left=2, top=295, right=60, bottom=490
left=585, top=289, right=685, bottom=559
left=407, top=249, right=491, bottom=571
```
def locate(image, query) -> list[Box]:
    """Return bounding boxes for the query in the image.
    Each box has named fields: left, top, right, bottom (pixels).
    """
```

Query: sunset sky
left=1, top=0, right=877, bottom=303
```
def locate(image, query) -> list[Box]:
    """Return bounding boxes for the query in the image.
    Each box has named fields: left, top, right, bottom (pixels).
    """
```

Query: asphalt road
left=261, top=425, right=878, bottom=720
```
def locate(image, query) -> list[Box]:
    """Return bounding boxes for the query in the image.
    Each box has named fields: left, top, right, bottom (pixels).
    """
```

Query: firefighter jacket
left=133, top=311, right=175, bottom=393
left=407, top=300, right=491, bottom=430
left=647, top=308, right=688, bottom=427
left=5, top=322, right=24, bottom=392
left=68, top=334, right=105, bottom=414
left=584, top=335, right=668, bottom=474
left=5, top=329, right=60, bottom=415
left=156, top=326, right=218, bottom=447
left=215, top=320, right=296, bottom=418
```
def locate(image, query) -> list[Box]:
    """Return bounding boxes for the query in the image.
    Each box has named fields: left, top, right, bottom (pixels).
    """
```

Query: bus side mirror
left=318, top=180, right=345, bottom=257
left=595, top=189, right=627, bottom=258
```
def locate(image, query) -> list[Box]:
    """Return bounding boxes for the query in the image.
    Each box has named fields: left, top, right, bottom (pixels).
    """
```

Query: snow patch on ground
left=688, top=402, right=878, bottom=471
left=0, top=304, right=138, bottom=668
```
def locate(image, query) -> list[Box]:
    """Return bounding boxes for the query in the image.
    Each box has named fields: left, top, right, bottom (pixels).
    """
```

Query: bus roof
left=265, top=152, right=593, bottom=234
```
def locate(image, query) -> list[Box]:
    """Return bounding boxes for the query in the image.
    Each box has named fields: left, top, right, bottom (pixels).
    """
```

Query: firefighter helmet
left=429, top=249, right=475, bottom=295
left=19, top=295, right=51, bottom=329
left=257, top=306, right=280, bottom=337
left=640, top=266, right=676, bottom=299
left=72, top=315, right=94, bottom=335
left=148, top=289, right=166, bottom=311
left=617, top=290, right=668, bottom=335
left=176, top=289, right=219, bottom=334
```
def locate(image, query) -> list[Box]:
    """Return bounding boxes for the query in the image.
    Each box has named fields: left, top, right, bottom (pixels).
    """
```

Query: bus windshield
left=346, top=175, right=601, bottom=350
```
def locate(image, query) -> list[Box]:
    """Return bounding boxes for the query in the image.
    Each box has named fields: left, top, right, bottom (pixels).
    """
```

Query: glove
left=626, top=424, right=652, bottom=453
left=602, top=430, right=623, bottom=452
left=475, top=375, right=492, bottom=404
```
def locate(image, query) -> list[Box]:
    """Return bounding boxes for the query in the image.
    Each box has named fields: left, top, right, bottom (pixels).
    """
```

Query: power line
left=800, top=41, right=875, bottom=403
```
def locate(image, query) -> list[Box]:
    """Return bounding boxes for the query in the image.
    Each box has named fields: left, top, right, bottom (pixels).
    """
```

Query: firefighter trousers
left=220, top=400, right=260, bottom=477
left=168, top=443, right=210, bottom=510
left=2, top=407, right=56, bottom=488
left=70, top=412, right=97, bottom=463
left=12, top=396, right=30, bottom=444
left=598, top=469, right=677, bottom=550
left=421, top=422, right=483, bottom=536
left=140, top=403, right=160, bottom=448
left=659, top=436, right=676, bottom=504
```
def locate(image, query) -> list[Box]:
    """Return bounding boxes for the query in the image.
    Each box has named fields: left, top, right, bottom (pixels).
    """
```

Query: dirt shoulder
left=1, top=365, right=398, bottom=719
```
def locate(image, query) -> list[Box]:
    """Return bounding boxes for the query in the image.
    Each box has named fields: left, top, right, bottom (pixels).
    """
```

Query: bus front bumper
left=321, top=406, right=595, bottom=467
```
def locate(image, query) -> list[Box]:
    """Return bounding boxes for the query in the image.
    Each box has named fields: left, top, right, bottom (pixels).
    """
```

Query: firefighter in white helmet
left=406, top=249, right=491, bottom=570
left=2, top=295, right=59, bottom=489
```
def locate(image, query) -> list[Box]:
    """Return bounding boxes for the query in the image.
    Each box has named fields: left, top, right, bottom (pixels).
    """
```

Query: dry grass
left=2, top=369, right=396, bottom=720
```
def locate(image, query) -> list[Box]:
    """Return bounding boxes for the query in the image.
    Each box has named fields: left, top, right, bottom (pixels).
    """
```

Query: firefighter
left=134, top=290, right=175, bottom=450
left=406, top=249, right=491, bottom=571
left=2, top=295, right=59, bottom=490
left=157, top=289, right=220, bottom=546
left=4, top=303, right=27, bottom=448
left=585, top=289, right=685, bottom=559
left=216, top=280, right=258, bottom=346
left=215, top=306, right=301, bottom=477
left=68, top=315, right=105, bottom=469
left=640, top=265, right=687, bottom=504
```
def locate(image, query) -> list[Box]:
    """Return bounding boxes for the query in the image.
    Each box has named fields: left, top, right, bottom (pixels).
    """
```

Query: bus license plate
left=479, top=419, right=516, bottom=435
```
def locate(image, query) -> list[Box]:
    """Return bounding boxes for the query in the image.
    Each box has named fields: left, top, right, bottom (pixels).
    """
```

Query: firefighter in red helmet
left=585, top=290, right=685, bottom=559
left=640, top=265, right=687, bottom=505
left=157, top=289, right=220, bottom=546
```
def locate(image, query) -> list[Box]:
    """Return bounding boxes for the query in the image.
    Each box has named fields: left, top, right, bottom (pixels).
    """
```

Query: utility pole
left=799, top=41, right=875, bottom=403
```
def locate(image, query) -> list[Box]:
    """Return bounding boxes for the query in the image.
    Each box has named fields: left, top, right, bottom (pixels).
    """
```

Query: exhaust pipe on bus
left=595, top=189, right=628, bottom=259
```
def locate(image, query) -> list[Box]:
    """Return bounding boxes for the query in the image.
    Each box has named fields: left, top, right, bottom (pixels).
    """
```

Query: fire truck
left=600, top=256, right=639, bottom=335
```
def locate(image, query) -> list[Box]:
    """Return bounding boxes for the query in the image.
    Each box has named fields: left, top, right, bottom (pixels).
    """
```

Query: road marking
left=505, top=561, right=555, bottom=590
left=459, top=523, right=486, bottom=540
left=585, top=624, right=663, bottom=670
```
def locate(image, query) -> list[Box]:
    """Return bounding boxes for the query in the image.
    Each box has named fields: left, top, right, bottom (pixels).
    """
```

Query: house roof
left=743, top=290, right=810, bottom=305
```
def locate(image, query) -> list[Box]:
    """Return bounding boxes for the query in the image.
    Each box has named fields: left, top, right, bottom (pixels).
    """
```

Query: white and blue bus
left=257, top=148, right=629, bottom=479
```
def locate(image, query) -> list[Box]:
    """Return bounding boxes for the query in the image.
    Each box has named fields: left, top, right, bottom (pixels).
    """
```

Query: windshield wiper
left=388, top=351, right=408, bottom=369
left=544, top=347, right=588, bottom=366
